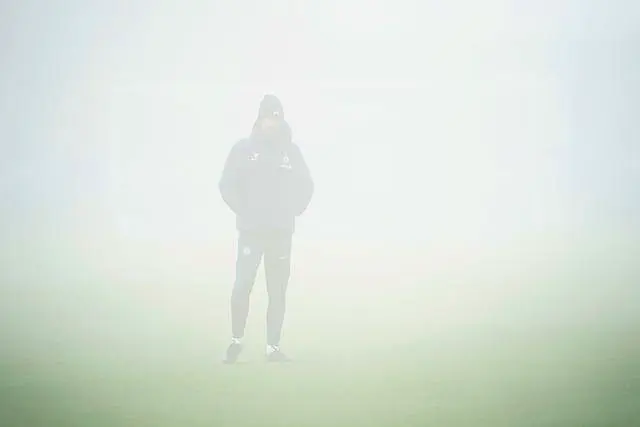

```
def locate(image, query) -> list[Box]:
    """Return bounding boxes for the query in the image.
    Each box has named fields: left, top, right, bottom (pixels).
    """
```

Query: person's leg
left=231, top=231, right=264, bottom=339
left=224, top=231, right=263, bottom=363
left=264, top=231, right=293, bottom=360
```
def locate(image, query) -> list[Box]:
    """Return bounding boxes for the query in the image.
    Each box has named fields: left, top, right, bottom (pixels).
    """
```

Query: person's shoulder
left=287, top=141, right=306, bottom=155
left=230, top=138, right=251, bottom=152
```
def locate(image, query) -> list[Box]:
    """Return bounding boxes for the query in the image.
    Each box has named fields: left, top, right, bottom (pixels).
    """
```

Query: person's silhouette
left=219, top=94, right=314, bottom=363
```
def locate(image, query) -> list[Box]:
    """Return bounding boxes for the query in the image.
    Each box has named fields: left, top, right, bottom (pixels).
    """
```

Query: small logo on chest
left=248, top=152, right=260, bottom=161
left=279, top=154, right=292, bottom=170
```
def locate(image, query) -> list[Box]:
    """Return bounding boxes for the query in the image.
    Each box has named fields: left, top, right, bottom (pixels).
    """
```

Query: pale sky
left=2, top=0, right=638, bottom=247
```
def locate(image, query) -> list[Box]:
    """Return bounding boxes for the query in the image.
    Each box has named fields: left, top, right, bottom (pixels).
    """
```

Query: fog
left=2, top=1, right=639, bottom=425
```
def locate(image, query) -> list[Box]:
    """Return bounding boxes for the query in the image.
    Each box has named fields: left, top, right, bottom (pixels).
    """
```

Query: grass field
left=2, top=229, right=639, bottom=426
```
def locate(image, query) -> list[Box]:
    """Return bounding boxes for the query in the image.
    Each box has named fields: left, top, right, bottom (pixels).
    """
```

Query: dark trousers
left=230, top=230, right=293, bottom=346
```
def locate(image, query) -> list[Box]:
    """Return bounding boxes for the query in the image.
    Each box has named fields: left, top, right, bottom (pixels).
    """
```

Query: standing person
left=219, top=94, right=314, bottom=363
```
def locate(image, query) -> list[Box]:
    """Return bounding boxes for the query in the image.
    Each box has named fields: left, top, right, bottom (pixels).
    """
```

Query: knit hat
left=258, top=94, right=284, bottom=120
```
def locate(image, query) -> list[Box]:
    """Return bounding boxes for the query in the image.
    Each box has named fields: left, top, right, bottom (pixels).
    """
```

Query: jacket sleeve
left=290, top=144, right=314, bottom=216
left=218, top=141, right=246, bottom=215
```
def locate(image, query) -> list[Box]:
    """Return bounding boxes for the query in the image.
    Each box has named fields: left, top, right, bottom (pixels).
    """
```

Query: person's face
left=259, top=111, right=282, bottom=133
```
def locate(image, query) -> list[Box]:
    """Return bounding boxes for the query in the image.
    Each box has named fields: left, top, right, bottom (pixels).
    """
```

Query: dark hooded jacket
left=219, top=118, right=314, bottom=233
